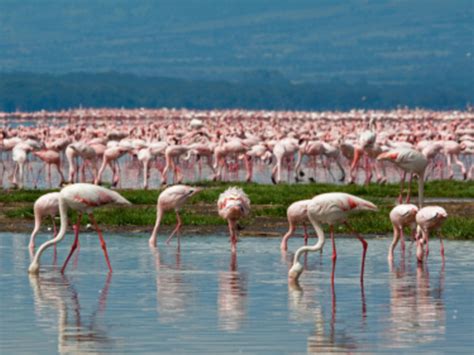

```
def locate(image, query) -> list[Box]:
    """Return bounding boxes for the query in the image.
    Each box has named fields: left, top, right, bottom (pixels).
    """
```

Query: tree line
left=0, top=72, right=472, bottom=112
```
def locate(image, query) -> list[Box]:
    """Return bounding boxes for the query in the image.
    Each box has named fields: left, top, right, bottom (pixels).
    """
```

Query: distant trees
left=0, top=71, right=472, bottom=112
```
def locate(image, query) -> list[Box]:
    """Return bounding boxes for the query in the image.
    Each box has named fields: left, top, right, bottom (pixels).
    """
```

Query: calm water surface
left=1, top=232, right=473, bottom=354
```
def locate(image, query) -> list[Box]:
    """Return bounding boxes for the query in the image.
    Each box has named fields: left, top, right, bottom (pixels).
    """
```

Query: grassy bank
left=1, top=181, right=473, bottom=239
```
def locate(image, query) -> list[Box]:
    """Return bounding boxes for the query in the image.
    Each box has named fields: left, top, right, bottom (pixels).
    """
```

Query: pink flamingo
left=29, top=192, right=60, bottom=252
left=33, top=149, right=65, bottom=187
left=415, top=206, right=448, bottom=262
left=280, top=199, right=312, bottom=251
left=288, top=192, right=377, bottom=283
left=94, top=145, right=132, bottom=187
left=388, top=204, right=419, bottom=261
left=217, top=187, right=251, bottom=254
left=443, top=140, right=467, bottom=180
left=28, top=183, right=131, bottom=274
left=149, top=185, right=201, bottom=247
left=377, top=148, right=428, bottom=207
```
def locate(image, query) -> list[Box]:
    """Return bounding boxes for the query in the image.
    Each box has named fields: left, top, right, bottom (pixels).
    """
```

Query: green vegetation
left=2, top=180, right=473, bottom=204
left=2, top=181, right=473, bottom=239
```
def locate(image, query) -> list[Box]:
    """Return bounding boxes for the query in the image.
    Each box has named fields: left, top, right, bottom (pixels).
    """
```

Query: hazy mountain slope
left=1, top=0, right=472, bottom=84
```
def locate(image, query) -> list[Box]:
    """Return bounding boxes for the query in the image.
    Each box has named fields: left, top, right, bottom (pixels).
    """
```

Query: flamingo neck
left=289, top=216, right=326, bottom=281
left=29, top=197, right=69, bottom=273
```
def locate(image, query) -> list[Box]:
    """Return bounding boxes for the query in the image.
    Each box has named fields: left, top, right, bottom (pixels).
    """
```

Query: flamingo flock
left=1, top=108, right=472, bottom=191
left=0, top=108, right=460, bottom=287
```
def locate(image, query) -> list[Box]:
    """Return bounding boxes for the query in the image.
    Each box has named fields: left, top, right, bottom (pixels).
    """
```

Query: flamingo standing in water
left=149, top=185, right=201, bottom=247
left=377, top=148, right=428, bottom=207
left=280, top=199, right=312, bottom=251
left=288, top=192, right=377, bottom=283
left=28, top=183, right=131, bottom=274
left=415, top=206, right=448, bottom=263
left=29, top=192, right=60, bottom=253
left=217, top=187, right=251, bottom=253
left=388, top=204, right=419, bottom=261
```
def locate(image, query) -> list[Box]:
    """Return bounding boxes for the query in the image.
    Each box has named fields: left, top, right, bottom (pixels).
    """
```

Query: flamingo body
left=28, top=183, right=131, bottom=274
left=217, top=187, right=250, bottom=253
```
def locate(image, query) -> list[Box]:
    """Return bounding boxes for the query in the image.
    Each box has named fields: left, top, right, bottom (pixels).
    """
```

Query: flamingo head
left=28, top=261, right=40, bottom=274
left=288, top=261, right=304, bottom=281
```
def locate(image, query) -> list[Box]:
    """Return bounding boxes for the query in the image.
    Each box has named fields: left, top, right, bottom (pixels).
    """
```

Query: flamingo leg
left=345, top=222, right=368, bottom=284
left=228, top=219, right=237, bottom=254
left=280, top=223, right=295, bottom=251
left=52, top=215, right=57, bottom=263
left=89, top=213, right=113, bottom=273
left=303, top=223, right=309, bottom=245
left=61, top=214, right=82, bottom=273
left=330, top=225, right=337, bottom=261
left=165, top=210, right=182, bottom=245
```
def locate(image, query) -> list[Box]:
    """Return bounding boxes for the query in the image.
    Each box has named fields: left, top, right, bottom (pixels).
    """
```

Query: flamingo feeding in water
left=280, top=199, right=312, bottom=251
left=288, top=192, right=377, bottom=283
left=148, top=185, right=201, bottom=247
left=217, top=187, right=251, bottom=253
left=28, top=183, right=131, bottom=274
left=388, top=204, right=419, bottom=261
left=415, top=206, right=448, bottom=263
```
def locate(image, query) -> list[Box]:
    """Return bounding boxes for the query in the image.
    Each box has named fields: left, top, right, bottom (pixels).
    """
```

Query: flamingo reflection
left=386, top=256, right=446, bottom=347
left=218, top=252, right=248, bottom=332
left=151, top=247, right=194, bottom=323
left=288, top=268, right=363, bottom=354
left=29, top=273, right=115, bottom=354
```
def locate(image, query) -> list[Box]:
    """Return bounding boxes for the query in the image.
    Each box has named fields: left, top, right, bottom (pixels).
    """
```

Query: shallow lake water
left=1, top=232, right=473, bottom=354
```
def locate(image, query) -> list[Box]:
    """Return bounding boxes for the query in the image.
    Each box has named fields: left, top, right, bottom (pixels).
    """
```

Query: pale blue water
left=1, top=232, right=473, bottom=354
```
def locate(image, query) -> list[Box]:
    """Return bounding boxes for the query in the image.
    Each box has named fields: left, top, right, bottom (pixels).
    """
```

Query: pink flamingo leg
left=280, top=223, right=295, bottom=251
left=228, top=220, right=237, bottom=254
left=61, top=214, right=82, bottom=273
left=52, top=216, right=58, bottom=264
left=346, top=222, right=368, bottom=284
left=330, top=225, right=337, bottom=261
left=89, top=213, right=113, bottom=273
left=165, top=211, right=182, bottom=245
left=303, top=223, right=309, bottom=245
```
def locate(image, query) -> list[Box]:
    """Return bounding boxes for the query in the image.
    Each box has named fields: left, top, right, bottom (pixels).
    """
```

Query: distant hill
left=0, top=0, right=473, bottom=86
left=0, top=72, right=472, bottom=112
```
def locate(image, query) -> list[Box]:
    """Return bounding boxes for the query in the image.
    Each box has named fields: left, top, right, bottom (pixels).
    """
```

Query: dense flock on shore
left=1, top=108, right=473, bottom=190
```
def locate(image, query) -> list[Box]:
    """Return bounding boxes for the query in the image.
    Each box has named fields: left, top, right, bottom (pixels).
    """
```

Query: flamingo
left=288, top=192, right=377, bottom=283
left=388, top=204, right=419, bottom=261
left=217, top=187, right=251, bottom=253
left=28, top=183, right=131, bottom=274
left=29, top=192, right=60, bottom=253
left=149, top=185, right=201, bottom=247
left=415, top=206, right=448, bottom=263
left=377, top=148, right=428, bottom=207
left=280, top=199, right=312, bottom=251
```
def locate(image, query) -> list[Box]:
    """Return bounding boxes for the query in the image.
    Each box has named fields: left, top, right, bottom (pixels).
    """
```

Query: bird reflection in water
left=218, top=252, right=248, bottom=332
left=386, top=255, right=446, bottom=347
left=29, top=273, right=115, bottom=354
left=151, top=246, right=194, bottom=323
left=288, top=257, right=365, bottom=353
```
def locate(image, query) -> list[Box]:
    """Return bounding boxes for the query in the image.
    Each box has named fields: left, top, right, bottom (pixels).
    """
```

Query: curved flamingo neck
left=293, top=216, right=326, bottom=264
left=29, top=197, right=69, bottom=273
